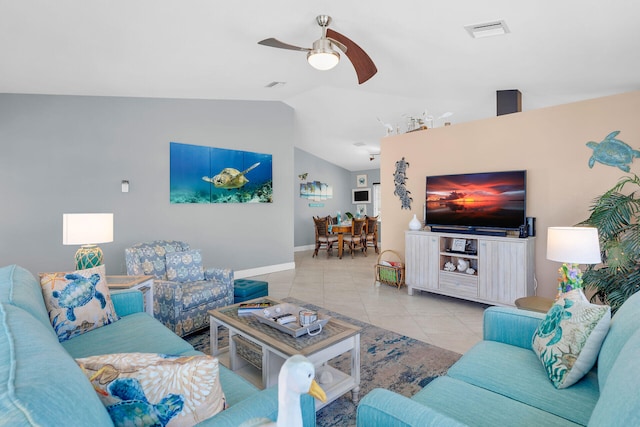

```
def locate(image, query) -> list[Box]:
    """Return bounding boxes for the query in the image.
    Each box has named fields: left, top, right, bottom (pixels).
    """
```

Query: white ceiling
left=2, top=1, right=639, bottom=171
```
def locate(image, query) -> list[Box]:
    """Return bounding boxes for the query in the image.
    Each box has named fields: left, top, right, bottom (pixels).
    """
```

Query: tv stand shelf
left=405, top=230, right=535, bottom=306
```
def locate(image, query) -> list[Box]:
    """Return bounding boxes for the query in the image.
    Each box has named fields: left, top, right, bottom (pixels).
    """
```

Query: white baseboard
left=235, top=262, right=296, bottom=279
left=294, top=245, right=315, bottom=252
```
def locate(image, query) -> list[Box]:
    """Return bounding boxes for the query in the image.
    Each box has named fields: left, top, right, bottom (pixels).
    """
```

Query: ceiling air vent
left=464, top=20, right=509, bottom=38
left=265, top=81, right=286, bottom=88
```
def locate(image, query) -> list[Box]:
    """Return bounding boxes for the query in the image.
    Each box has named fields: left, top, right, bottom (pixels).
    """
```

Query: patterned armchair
left=125, top=240, right=234, bottom=336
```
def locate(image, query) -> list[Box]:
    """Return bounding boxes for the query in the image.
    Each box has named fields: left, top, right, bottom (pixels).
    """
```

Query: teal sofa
left=0, top=264, right=315, bottom=426
left=357, top=291, right=640, bottom=426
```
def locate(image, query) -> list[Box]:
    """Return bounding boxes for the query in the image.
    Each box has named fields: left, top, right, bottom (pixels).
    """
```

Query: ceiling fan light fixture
left=307, top=39, right=340, bottom=70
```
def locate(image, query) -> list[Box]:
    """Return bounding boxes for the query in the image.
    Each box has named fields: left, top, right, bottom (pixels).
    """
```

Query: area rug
left=185, top=297, right=461, bottom=427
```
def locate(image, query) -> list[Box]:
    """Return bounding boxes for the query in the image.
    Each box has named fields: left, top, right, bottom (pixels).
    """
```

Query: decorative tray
left=252, top=303, right=330, bottom=338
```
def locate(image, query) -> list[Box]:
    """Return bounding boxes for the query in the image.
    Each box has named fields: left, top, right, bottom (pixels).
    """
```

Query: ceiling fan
left=258, top=15, right=377, bottom=85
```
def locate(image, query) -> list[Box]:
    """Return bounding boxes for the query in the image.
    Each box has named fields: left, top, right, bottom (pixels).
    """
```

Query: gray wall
left=293, top=148, right=352, bottom=248
left=0, top=94, right=295, bottom=276
left=292, top=150, right=382, bottom=248
left=350, top=169, right=381, bottom=186
left=350, top=168, right=382, bottom=243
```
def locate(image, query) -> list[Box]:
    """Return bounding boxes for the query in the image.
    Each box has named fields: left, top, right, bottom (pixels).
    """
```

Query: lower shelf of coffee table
left=230, top=333, right=358, bottom=411
left=233, top=335, right=262, bottom=370
left=314, top=365, right=358, bottom=409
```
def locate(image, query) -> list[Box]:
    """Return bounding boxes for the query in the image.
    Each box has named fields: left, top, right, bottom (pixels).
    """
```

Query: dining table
left=331, top=223, right=352, bottom=259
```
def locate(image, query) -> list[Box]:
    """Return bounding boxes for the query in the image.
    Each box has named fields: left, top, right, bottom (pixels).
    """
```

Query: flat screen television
left=352, top=188, right=371, bottom=204
left=425, top=170, right=526, bottom=234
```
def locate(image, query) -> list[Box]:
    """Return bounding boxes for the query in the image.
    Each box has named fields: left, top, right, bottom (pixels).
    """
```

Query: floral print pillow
left=165, top=250, right=205, bottom=283
left=532, top=289, right=610, bottom=388
left=76, top=353, right=226, bottom=427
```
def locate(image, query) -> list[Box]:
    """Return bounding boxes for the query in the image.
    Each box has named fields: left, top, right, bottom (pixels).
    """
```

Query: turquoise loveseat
left=357, top=291, right=640, bottom=426
left=0, top=264, right=314, bottom=426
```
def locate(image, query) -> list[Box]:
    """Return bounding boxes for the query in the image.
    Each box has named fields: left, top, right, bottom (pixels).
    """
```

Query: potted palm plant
left=579, top=174, right=640, bottom=313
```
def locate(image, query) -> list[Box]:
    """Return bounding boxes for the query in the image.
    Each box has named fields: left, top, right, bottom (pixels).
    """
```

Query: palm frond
left=580, top=174, right=640, bottom=314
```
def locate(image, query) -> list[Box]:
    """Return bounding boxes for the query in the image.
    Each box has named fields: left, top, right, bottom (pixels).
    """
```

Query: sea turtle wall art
left=586, top=131, right=640, bottom=172
left=170, top=142, right=273, bottom=204
left=202, top=162, right=260, bottom=189
left=393, top=157, right=412, bottom=209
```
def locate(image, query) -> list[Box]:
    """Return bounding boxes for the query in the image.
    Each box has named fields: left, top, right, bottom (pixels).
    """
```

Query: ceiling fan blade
left=258, top=38, right=310, bottom=52
left=326, top=29, right=377, bottom=84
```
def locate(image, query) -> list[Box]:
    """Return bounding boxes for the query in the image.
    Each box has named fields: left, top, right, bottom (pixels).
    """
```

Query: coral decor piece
left=586, top=130, right=640, bottom=172
left=456, top=259, right=469, bottom=272
left=393, top=157, right=412, bottom=209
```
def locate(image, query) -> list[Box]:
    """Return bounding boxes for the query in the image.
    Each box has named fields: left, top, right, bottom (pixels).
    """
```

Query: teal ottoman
left=234, top=279, right=268, bottom=303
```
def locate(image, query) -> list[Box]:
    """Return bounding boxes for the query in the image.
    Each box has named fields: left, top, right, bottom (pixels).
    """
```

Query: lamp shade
left=63, top=213, right=114, bottom=245
left=307, top=38, right=340, bottom=70
left=546, top=226, right=602, bottom=264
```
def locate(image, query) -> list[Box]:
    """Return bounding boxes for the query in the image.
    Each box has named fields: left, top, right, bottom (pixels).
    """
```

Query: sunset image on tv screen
left=426, top=171, right=526, bottom=229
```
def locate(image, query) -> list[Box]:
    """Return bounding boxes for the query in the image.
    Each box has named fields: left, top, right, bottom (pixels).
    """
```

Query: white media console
left=405, top=230, right=535, bottom=306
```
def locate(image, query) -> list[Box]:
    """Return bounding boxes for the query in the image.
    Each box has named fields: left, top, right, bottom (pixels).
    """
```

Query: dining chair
left=364, top=215, right=380, bottom=254
left=313, top=216, right=338, bottom=257
left=343, top=218, right=367, bottom=258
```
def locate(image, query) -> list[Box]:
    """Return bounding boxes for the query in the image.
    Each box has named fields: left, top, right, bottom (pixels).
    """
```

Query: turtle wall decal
left=393, top=157, right=412, bottom=210
left=586, top=130, right=640, bottom=172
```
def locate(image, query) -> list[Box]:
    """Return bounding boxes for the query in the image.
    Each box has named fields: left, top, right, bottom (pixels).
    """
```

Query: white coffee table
left=209, top=298, right=361, bottom=410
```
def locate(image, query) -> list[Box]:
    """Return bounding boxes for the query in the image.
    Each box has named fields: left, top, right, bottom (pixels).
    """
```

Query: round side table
left=514, top=296, right=554, bottom=313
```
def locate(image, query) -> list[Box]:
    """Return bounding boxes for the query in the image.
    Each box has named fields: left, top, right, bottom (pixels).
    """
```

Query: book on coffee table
left=237, top=301, right=273, bottom=314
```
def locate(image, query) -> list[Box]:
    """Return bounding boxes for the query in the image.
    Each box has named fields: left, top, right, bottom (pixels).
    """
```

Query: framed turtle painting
left=170, top=142, right=273, bottom=203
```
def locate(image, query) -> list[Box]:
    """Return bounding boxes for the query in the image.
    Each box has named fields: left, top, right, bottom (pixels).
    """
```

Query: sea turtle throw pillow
left=532, top=289, right=610, bottom=389
left=76, top=353, right=226, bottom=427
left=40, top=264, right=118, bottom=342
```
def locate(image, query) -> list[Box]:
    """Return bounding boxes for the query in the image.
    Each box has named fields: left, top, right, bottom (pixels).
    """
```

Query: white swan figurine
left=240, top=354, right=326, bottom=427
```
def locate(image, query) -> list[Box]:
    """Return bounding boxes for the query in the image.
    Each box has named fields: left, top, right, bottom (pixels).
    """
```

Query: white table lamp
left=63, top=213, right=114, bottom=270
left=547, top=226, right=602, bottom=296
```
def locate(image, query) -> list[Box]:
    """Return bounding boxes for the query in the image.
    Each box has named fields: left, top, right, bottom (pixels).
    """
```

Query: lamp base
left=74, top=245, right=104, bottom=270
left=556, top=263, right=583, bottom=299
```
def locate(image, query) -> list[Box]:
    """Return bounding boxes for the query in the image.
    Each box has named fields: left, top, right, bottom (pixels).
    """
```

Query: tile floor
left=247, top=249, right=488, bottom=355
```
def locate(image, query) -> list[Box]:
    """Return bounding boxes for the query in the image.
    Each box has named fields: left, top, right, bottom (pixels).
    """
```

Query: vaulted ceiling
left=2, top=1, right=638, bottom=170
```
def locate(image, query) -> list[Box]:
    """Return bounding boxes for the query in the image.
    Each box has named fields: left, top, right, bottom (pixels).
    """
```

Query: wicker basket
left=232, top=335, right=262, bottom=370
left=375, top=250, right=405, bottom=289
